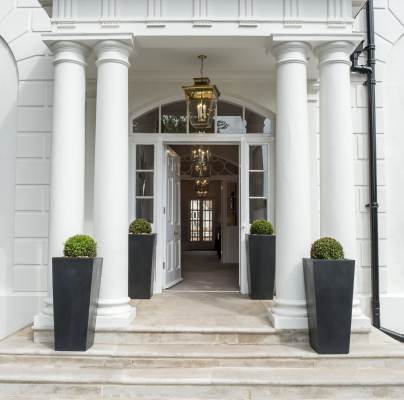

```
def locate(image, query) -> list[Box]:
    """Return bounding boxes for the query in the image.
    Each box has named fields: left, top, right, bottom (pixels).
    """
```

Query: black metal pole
left=365, top=0, right=381, bottom=329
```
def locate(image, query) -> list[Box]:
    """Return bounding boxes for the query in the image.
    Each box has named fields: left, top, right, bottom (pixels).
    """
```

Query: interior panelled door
left=165, top=147, right=182, bottom=288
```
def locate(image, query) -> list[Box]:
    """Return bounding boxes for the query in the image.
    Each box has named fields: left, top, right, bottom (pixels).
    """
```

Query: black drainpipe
left=351, top=0, right=404, bottom=343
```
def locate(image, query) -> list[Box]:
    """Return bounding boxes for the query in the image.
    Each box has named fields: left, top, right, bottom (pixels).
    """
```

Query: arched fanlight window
left=132, top=100, right=275, bottom=135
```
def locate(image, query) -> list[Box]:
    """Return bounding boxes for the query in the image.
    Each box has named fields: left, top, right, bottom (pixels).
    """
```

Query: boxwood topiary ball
left=310, top=237, right=344, bottom=260
left=129, top=218, right=152, bottom=235
left=64, top=235, right=97, bottom=258
left=250, top=220, right=274, bottom=235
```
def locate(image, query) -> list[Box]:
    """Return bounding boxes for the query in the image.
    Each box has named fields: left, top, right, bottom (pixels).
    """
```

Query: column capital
left=94, top=40, right=133, bottom=68
left=315, top=41, right=355, bottom=67
left=50, top=41, right=90, bottom=67
left=271, top=41, right=311, bottom=66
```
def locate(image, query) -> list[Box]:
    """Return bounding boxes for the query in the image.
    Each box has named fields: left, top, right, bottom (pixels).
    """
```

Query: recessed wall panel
left=74, top=0, right=102, bottom=18
left=208, top=0, right=239, bottom=18
left=254, top=0, right=283, bottom=18
left=162, top=0, right=193, bottom=18
left=300, top=0, right=328, bottom=18
left=117, top=0, right=148, bottom=18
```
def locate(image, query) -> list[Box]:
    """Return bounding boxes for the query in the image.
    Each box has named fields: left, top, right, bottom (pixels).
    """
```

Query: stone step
left=2, top=340, right=404, bottom=369
left=33, top=325, right=379, bottom=346
left=0, top=365, right=404, bottom=399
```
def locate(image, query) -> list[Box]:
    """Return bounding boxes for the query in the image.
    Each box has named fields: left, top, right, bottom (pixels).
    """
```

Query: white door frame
left=130, top=133, right=274, bottom=294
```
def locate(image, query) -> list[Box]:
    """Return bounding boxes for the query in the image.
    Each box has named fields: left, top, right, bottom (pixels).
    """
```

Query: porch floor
left=168, top=251, right=239, bottom=292
left=131, top=291, right=273, bottom=332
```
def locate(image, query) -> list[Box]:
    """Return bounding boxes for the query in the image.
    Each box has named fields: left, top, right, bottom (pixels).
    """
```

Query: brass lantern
left=183, top=55, right=220, bottom=132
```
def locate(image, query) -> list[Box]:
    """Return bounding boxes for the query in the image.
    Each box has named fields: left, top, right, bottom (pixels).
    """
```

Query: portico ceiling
left=85, top=36, right=319, bottom=81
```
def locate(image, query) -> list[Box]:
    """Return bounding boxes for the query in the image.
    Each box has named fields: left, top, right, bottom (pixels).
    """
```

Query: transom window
left=190, top=199, right=213, bottom=242
left=133, top=100, right=274, bottom=135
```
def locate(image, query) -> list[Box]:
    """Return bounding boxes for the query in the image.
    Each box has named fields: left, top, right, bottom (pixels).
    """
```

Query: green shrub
left=250, top=220, right=274, bottom=235
left=129, top=218, right=152, bottom=235
left=64, top=235, right=97, bottom=258
left=310, top=237, right=344, bottom=260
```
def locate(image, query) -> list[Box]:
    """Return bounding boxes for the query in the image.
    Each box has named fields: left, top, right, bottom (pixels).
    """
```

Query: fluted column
left=316, top=41, right=371, bottom=330
left=93, top=40, right=135, bottom=327
left=268, top=42, right=312, bottom=329
left=34, top=41, right=89, bottom=328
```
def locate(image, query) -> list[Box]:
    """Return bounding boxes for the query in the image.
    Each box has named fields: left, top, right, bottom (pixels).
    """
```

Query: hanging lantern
left=183, top=55, right=220, bottom=132
left=191, top=160, right=211, bottom=179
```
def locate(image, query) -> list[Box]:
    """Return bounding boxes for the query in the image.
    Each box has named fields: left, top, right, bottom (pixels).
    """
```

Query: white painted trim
left=164, top=277, right=184, bottom=289
left=129, top=131, right=273, bottom=295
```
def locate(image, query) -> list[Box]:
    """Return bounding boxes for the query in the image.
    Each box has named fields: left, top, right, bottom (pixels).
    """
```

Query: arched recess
left=0, top=36, right=18, bottom=298
left=0, top=3, right=52, bottom=339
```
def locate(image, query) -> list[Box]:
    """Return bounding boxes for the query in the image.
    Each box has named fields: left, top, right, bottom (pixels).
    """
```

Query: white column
left=93, top=40, right=135, bottom=327
left=268, top=42, right=312, bottom=329
left=34, top=41, right=89, bottom=328
left=316, top=41, right=371, bottom=330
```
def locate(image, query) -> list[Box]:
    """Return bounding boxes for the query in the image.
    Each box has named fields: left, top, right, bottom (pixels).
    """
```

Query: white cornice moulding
left=50, top=16, right=354, bottom=24
left=42, top=32, right=134, bottom=50
left=39, top=1, right=366, bottom=19
left=271, top=32, right=364, bottom=45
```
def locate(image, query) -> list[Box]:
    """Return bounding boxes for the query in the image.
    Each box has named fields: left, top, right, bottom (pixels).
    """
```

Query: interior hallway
left=171, top=251, right=239, bottom=292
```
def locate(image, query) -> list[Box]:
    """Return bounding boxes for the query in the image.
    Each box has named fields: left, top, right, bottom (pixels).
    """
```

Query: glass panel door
left=248, top=145, right=268, bottom=222
left=135, top=144, right=155, bottom=222
left=189, top=199, right=214, bottom=242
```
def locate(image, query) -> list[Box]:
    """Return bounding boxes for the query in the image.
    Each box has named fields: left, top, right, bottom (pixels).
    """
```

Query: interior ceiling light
left=190, top=145, right=212, bottom=179
left=195, top=179, right=209, bottom=198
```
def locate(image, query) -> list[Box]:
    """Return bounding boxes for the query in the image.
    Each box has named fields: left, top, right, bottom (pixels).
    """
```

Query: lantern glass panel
left=188, top=95, right=216, bottom=131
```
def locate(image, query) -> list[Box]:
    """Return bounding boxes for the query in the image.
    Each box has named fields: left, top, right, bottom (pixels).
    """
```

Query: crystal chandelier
left=190, top=145, right=211, bottom=179
left=183, top=55, right=220, bottom=132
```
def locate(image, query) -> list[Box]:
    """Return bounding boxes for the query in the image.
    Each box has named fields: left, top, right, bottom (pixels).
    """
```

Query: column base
left=33, top=297, right=137, bottom=329
left=351, top=298, right=372, bottom=331
left=268, top=298, right=308, bottom=330
left=33, top=297, right=53, bottom=329
left=268, top=297, right=372, bottom=331
left=95, top=297, right=136, bottom=328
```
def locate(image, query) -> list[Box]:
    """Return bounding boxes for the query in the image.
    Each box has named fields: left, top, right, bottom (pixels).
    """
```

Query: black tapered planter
left=246, top=234, right=276, bottom=299
left=52, top=257, right=103, bottom=351
left=303, top=258, right=355, bottom=354
left=128, top=234, right=156, bottom=299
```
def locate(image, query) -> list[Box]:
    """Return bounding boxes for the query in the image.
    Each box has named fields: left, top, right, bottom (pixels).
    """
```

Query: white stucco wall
left=0, top=0, right=52, bottom=339
left=352, top=1, right=404, bottom=332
